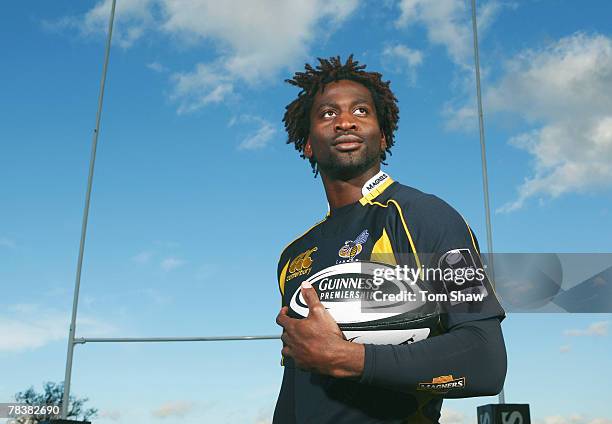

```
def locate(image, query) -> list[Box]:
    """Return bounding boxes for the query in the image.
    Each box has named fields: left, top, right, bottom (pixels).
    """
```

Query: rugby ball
left=288, top=261, right=441, bottom=345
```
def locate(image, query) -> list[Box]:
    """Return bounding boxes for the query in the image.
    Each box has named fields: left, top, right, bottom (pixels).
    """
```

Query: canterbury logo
left=288, top=247, right=318, bottom=274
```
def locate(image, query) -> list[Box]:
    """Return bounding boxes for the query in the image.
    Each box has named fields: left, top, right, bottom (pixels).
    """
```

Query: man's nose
left=335, top=112, right=357, bottom=132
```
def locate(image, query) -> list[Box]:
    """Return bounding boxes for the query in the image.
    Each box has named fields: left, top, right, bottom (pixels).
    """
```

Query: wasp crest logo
left=338, top=229, right=369, bottom=260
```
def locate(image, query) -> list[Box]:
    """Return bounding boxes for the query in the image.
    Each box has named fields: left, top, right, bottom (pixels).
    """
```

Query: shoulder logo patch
left=338, top=229, right=369, bottom=262
left=286, top=247, right=318, bottom=282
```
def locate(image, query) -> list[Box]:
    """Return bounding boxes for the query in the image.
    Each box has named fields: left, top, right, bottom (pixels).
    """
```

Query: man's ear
left=380, top=132, right=387, bottom=150
left=304, top=138, right=313, bottom=158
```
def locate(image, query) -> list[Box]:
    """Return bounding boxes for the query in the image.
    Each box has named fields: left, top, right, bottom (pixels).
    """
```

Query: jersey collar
left=325, top=170, right=395, bottom=215
left=359, top=170, right=394, bottom=204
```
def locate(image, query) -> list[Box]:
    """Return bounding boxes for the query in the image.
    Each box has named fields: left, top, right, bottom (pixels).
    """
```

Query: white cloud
left=394, top=0, right=512, bottom=68
left=163, top=0, right=359, bottom=111
left=0, top=304, right=116, bottom=352
left=559, top=344, right=571, bottom=353
left=393, top=0, right=513, bottom=132
left=133, top=243, right=187, bottom=270
left=255, top=414, right=272, bottom=424
left=535, top=416, right=612, bottom=424
left=254, top=409, right=272, bottom=424
left=230, top=115, right=277, bottom=150
left=382, top=44, right=424, bottom=85
left=57, top=0, right=359, bottom=111
left=395, top=0, right=472, bottom=68
left=151, top=400, right=194, bottom=418
left=477, top=1, right=517, bottom=34
left=441, top=407, right=466, bottom=424
left=564, top=321, right=609, bottom=337
left=489, top=33, right=612, bottom=212
left=45, top=0, right=156, bottom=48
left=536, top=417, right=583, bottom=424
left=384, top=45, right=423, bottom=68
left=147, top=61, right=167, bottom=73
left=443, top=102, right=478, bottom=131
left=239, top=123, right=276, bottom=150
left=160, top=257, right=186, bottom=271
left=132, top=250, right=153, bottom=263
left=170, top=61, right=235, bottom=113
left=0, top=237, right=16, bottom=248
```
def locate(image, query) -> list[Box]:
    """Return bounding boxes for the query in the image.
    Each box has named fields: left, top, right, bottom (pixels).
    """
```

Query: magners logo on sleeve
left=417, top=375, right=466, bottom=393
left=286, top=247, right=318, bottom=281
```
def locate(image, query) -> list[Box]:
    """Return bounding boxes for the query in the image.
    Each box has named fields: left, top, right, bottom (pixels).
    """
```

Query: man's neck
left=320, top=166, right=381, bottom=210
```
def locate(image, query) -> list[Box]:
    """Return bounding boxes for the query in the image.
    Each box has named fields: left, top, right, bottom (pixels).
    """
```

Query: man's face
left=305, top=79, right=386, bottom=180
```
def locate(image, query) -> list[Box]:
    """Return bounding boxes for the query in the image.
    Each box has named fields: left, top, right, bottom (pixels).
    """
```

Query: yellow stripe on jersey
left=370, top=228, right=397, bottom=266
left=461, top=215, right=480, bottom=254
left=279, top=259, right=290, bottom=296
left=363, top=198, right=422, bottom=276
left=359, top=176, right=395, bottom=205
left=389, top=199, right=423, bottom=278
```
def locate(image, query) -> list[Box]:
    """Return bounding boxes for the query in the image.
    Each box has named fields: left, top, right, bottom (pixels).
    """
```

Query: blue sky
left=1, top=1, right=611, bottom=423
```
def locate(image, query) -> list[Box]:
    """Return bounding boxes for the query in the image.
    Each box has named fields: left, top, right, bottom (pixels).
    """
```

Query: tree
left=12, top=381, right=97, bottom=424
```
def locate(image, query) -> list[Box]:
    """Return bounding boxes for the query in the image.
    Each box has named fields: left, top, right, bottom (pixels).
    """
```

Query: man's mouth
left=333, top=134, right=363, bottom=151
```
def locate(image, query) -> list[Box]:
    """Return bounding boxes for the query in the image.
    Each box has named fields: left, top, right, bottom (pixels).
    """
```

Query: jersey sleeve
left=359, top=317, right=507, bottom=397
left=393, top=194, right=506, bottom=330
left=358, top=193, right=507, bottom=397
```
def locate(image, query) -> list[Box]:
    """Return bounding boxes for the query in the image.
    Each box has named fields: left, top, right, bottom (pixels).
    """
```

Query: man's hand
left=276, top=281, right=365, bottom=378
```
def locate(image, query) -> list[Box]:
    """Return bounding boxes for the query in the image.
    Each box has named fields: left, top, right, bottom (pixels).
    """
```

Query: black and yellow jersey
left=273, top=171, right=506, bottom=424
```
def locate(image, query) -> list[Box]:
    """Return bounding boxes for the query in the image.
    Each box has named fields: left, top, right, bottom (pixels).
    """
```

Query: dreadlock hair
left=283, top=54, right=399, bottom=177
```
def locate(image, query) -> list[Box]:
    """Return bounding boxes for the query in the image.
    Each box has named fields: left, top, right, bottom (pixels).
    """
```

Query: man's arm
left=276, top=282, right=365, bottom=378
left=277, top=283, right=506, bottom=398
left=360, top=317, right=506, bottom=397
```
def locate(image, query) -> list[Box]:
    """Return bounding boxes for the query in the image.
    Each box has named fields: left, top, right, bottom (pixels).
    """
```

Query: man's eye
left=322, top=110, right=336, bottom=118
left=354, top=107, right=368, bottom=116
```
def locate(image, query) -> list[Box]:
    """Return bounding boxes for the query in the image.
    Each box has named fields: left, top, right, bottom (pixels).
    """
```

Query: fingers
left=300, top=281, right=325, bottom=315
left=275, top=306, right=290, bottom=327
left=277, top=308, right=294, bottom=359
left=281, top=329, right=293, bottom=359
left=282, top=346, right=291, bottom=358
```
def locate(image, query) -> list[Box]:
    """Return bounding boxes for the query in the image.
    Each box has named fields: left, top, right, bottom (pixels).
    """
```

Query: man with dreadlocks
left=274, top=55, right=507, bottom=423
